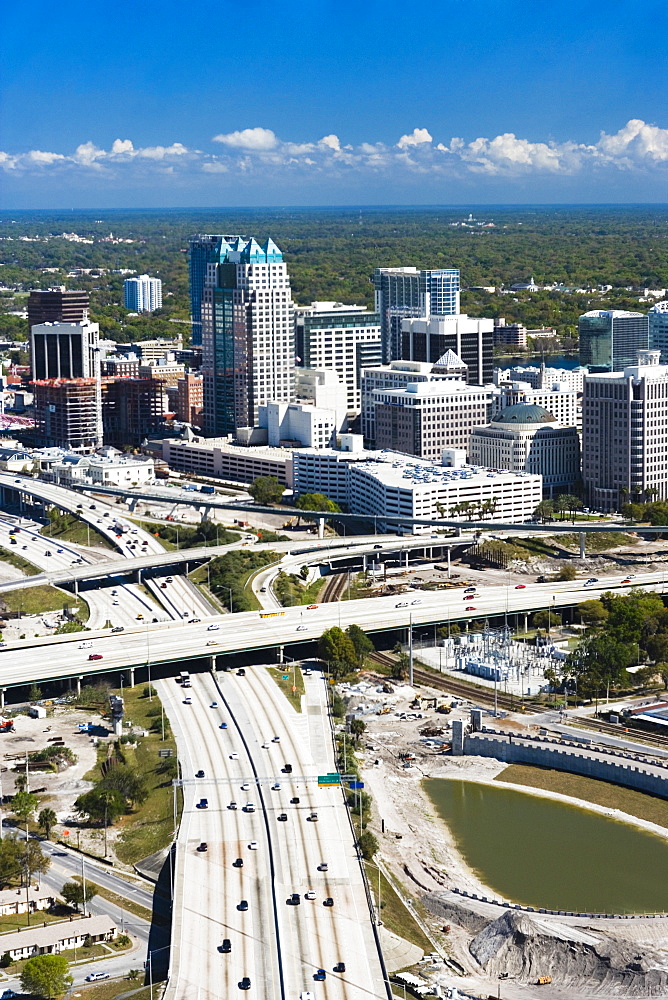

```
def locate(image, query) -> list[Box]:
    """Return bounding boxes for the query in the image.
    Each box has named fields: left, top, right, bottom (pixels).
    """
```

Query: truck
left=179, top=671, right=191, bottom=688
left=199, top=485, right=215, bottom=494
left=536, top=976, right=552, bottom=986
left=0, top=720, right=14, bottom=734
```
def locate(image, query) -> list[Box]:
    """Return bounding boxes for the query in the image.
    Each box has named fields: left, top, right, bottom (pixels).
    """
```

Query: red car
left=307, top=604, right=319, bottom=610
left=515, top=584, right=526, bottom=589
left=465, top=606, right=476, bottom=611
left=463, top=594, right=477, bottom=600
left=88, top=653, right=103, bottom=661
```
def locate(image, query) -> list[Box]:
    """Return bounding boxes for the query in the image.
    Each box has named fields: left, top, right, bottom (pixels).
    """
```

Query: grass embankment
left=132, top=520, right=239, bottom=551
left=364, top=862, right=433, bottom=954
left=273, top=571, right=326, bottom=607
left=72, top=877, right=156, bottom=924
left=83, top=684, right=181, bottom=866
left=552, top=531, right=637, bottom=553
left=267, top=665, right=305, bottom=712
left=496, top=764, right=668, bottom=828
left=42, top=513, right=114, bottom=549
left=78, top=980, right=161, bottom=1000
left=193, top=550, right=277, bottom=613
left=0, top=547, right=40, bottom=575
left=1, top=584, right=89, bottom=620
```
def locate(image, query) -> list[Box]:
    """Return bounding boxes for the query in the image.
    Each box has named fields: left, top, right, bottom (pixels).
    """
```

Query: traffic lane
left=40, top=842, right=160, bottom=913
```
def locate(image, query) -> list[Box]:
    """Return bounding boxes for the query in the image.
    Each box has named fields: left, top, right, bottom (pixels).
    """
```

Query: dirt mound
left=423, top=895, right=489, bottom=935
left=469, top=910, right=668, bottom=994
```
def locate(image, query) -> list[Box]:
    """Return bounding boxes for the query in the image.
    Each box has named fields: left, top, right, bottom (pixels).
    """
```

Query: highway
left=0, top=570, right=666, bottom=686
left=159, top=668, right=388, bottom=1000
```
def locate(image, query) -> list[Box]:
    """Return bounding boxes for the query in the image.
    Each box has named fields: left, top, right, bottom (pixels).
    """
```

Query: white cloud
left=2, top=120, right=668, bottom=184
left=212, top=127, right=278, bottom=151
left=397, top=127, right=433, bottom=149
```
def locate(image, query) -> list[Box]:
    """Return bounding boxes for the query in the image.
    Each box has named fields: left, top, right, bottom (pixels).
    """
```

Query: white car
left=207, top=624, right=220, bottom=631
left=296, top=625, right=307, bottom=631
left=304, top=889, right=316, bottom=900
left=241, top=781, right=250, bottom=791
left=262, top=742, right=270, bottom=749
left=411, top=599, right=422, bottom=605
left=248, top=841, right=258, bottom=850
left=272, top=782, right=281, bottom=790
left=272, top=736, right=280, bottom=743
left=183, top=697, right=192, bottom=705
left=112, top=600, right=120, bottom=606
left=78, top=641, right=92, bottom=649
left=229, top=753, right=239, bottom=760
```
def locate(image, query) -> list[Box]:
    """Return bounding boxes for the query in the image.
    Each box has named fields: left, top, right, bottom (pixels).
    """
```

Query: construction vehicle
left=536, top=976, right=552, bottom=986
left=436, top=703, right=452, bottom=715
left=0, top=720, right=14, bottom=734
left=377, top=706, right=392, bottom=715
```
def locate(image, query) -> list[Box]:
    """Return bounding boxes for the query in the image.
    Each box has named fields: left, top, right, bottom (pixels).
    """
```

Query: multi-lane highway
left=159, top=667, right=388, bottom=1000
left=1, top=570, right=666, bottom=687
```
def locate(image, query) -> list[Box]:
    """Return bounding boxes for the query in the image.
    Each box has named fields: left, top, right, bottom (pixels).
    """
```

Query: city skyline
left=1, top=0, right=667, bottom=208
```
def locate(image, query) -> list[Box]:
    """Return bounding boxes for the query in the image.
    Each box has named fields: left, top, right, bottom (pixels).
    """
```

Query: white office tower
left=373, top=266, right=460, bottom=362
left=470, top=404, right=581, bottom=494
left=361, top=358, right=463, bottom=445
left=496, top=381, right=580, bottom=429
left=649, top=301, right=668, bottom=363
left=201, top=237, right=294, bottom=436
left=582, top=350, right=668, bottom=511
left=124, top=275, right=163, bottom=313
left=30, top=320, right=101, bottom=382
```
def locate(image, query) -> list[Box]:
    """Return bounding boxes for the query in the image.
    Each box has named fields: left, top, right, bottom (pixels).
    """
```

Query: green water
left=425, top=779, right=668, bottom=914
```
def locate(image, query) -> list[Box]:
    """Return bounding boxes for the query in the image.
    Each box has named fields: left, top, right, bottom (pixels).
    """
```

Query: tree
left=61, top=880, right=98, bottom=912
left=346, top=624, right=375, bottom=669
left=296, top=492, right=341, bottom=513
left=578, top=599, right=609, bottom=627
left=656, top=662, right=668, bottom=689
left=555, top=563, right=576, bottom=581
left=21, top=954, right=73, bottom=999
left=318, top=627, right=358, bottom=678
left=21, top=840, right=51, bottom=884
left=531, top=610, right=561, bottom=632
left=100, top=765, right=148, bottom=808
left=75, top=787, right=125, bottom=826
left=350, top=719, right=366, bottom=743
left=0, top=837, right=25, bottom=887
left=358, top=830, right=379, bottom=860
left=14, top=772, right=28, bottom=794
left=38, top=808, right=57, bottom=840
left=533, top=500, right=554, bottom=523
left=12, top=791, right=38, bottom=826
left=249, top=476, right=285, bottom=505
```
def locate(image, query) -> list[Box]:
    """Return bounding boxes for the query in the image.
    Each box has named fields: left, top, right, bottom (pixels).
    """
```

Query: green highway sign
left=317, top=773, right=340, bottom=786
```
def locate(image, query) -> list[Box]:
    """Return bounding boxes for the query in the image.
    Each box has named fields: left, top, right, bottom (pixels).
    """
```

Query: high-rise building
left=401, top=315, right=494, bottom=385
left=373, top=380, right=496, bottom=460
left=579, top=309, right=649, bottom=372
left=27, top=287, right=89, bottom=331
left=649, top=301, right=668, bottom=363
left=101, top=378, right=164, bottom=446
left=177, top=373, right=204, bottom=428
left=124, top=275, right=162, bottom=313
left=201, top=236, right=293, bottom=436
left=188, top=235, right=234, bottom=347
left=32, top=379, right=102, bottom=452
left=30, top=321, right=101, bottom=383
left=294, top=302, right=381, bottom=413
left=373, top=267, right=460, bottom=362
left=470, top=404, right=581, bottom=494
left=582, top=350, right=668, bottom=511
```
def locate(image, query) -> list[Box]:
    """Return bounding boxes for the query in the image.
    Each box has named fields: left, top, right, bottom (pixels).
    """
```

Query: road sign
left=158, top=749, right=173, bottom=758
left=349, top=781, right=364, bottom=789
left=282, top=675, right=289, bottom=681
left=317, top=773, right=340, bottom=786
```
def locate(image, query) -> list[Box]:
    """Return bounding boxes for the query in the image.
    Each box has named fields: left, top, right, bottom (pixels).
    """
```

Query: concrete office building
left=361, top=358, right=463, bottom=445
left=493, top=319, right=527, bottom=349
left=582, top=350, right=668, bottom=511
left=579, top=309, right=649, bottom=372
left=401, top=314, right=494, bottom=385
left=101, top=378, right=164, bottom=446
left=259, top=401, right=339, bottom=449
left=293, top=446, right=541, bottom=532
left=27, top=288, right=89, bottom=331
left=496, top=381, right=580, bottom=429
left=470, top=404, right=581, bottom=494
left=649, top=301, right=668, bottom=363
left=101, top=354, right=141, bottom=378
left=158, top=437, right=292, bottom=486
left=373, top=380, right=496, bottom=461
left=495, top=364, right=589, bottom=393
left=201, top=236, right=294, bottom=436
left=30, top=321, right=101, bottom=382
left=123, top=275, right=162, bottom=313
left=138, top=355, right=186, bottom=389
left=373, top=267, right=460, bottom=362
left=294, top=302, right=381, bottom=414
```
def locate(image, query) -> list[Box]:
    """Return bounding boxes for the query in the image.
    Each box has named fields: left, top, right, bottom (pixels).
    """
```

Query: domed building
left=469, top=402, right=580, bottom=494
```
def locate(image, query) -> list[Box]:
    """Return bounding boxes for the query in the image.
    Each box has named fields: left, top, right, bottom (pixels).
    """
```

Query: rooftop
left=353, top=451, right=540, bottom=491
left=492, top=403, right=557, bottom=424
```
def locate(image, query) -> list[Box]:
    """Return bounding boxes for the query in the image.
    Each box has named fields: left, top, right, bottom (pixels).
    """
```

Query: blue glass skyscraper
left=188, top=235, right=235, bottom=346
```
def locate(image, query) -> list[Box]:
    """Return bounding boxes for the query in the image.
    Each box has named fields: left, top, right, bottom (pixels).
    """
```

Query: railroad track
left=320, top=572, right=348, bottom=603
left=567, top=715, right=668, bottom=752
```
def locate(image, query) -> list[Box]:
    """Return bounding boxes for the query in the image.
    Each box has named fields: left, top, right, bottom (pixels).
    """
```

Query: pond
left=425, top=778, right=668, bottom=914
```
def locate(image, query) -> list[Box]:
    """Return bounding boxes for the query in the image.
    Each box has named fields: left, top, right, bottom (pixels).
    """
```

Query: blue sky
left=1, top=0, right=667, bottom=208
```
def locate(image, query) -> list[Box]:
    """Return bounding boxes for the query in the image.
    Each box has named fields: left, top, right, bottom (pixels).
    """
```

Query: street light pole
left=409, top=613, right=413, bottom=687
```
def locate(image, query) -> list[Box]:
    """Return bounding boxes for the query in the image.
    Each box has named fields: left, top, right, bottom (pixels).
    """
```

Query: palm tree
left=38, top=808, right=57, bottom=841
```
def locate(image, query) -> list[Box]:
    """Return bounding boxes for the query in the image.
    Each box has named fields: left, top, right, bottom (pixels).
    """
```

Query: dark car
left=239, top=978, right=251, bottom=990
left=197, top=798, right=208, bottom=809
left=290, top=797, right=300, bottom=805
left=196, top=770, right=205, bottom=778
left=233, top=858, right=244, bottom=868
left=197, top=842, right=208, bottom=852
left=238, top=900, right=248, bottom=911
left=333, top=962, right=346, bottom=973
left=323, top=897, right=334, bottom=907
left=288, top=892, right=301, bottom=905
left=237, top=668, right=246, bottom=676
left=220, top=939, right=231, bottom=954
left=283, top=763, right=293, bottom=773
left=277, top=812, right=288, bottom=822
left=111, top=626, right=124, bottom=633
left=314, top=969, right=326, bottom=981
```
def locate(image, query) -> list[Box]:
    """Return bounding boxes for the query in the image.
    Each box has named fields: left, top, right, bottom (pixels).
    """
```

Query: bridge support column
left=405, top=550, right=409, bottom=569
left=209, top=655, right=216, bottom=673
left=129, top=667, right=135, bottom=689
left=201, top=507, right=211, bottom=522
left=362, top=554, right=367, bottom=574
left=135, top=569, right=141, bottom=584
left=77, top=676, right=82, bottom=696
left=317, top=518, right=324, bottom=540
left=277, top=645, right=284, bottom=664
left=128, top=497, right=139, bottom=513
left=579, top=532, right=586, bottom=559
left=74, top=579, right=78, bottom=598
left=447, top=547, right=451, bottom=578
left=523, top=613, right=529, bottom=633
left=0, top=689, right=5, bottom=710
